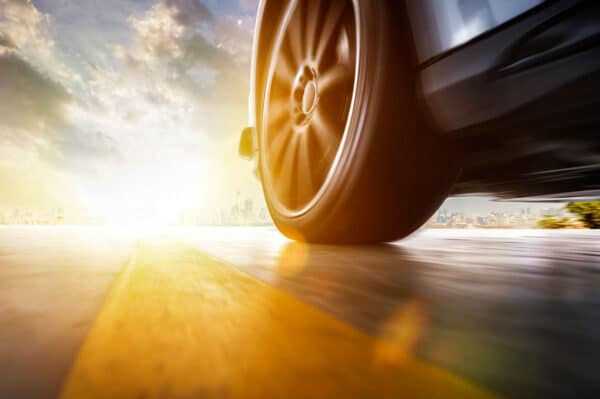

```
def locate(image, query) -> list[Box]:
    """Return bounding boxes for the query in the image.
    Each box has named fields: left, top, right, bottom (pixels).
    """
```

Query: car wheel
left=257, top=0, right=456, bottom=243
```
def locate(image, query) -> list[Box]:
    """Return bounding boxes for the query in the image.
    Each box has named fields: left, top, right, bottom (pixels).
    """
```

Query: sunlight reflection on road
left=60, top=237, right=497, bottom=399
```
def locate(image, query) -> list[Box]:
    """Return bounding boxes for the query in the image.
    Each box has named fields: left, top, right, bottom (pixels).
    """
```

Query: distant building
left=243, top=199, right=253, bottom=220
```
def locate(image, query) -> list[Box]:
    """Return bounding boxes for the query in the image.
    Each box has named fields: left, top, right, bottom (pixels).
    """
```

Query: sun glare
left=73, top=159, right=213, bottom=226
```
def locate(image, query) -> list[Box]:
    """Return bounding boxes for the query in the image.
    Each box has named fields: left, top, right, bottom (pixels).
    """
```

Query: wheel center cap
left=291, top=65, right=319, bottom=126
left=302, top=81, right=318, bottom=114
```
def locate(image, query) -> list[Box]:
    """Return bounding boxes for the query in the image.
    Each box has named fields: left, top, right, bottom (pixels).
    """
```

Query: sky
left=0, top=0, right=262, bottom=223
left=0, top=0, right=557, bottom=225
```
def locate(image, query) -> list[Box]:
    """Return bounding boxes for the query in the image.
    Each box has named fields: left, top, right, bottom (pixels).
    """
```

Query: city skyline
left=0, top=190, right=568, bottom=228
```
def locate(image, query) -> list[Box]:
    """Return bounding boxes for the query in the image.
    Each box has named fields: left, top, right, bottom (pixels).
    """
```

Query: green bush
left=537, top=215, right=574, bottom=229
left=565, top=201, right=600, bottom=229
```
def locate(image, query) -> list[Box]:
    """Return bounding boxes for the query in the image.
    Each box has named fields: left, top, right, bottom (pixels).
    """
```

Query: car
left=239, top=0, right=600, bottom=243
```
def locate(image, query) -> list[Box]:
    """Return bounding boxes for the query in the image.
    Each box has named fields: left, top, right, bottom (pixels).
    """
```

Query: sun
left=72, top=158, right=213, bottom=226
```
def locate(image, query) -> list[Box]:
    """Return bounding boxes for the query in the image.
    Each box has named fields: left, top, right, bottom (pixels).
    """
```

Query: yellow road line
left=60, top=239, right=499, bottom=399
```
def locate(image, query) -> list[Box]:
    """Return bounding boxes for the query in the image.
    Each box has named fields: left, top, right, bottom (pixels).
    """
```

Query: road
left=0, top=226, right=599, bottom=398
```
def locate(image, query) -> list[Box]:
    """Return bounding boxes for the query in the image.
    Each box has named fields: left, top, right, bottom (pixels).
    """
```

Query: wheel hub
left=302, top=81, right=318, bottom=114
left=292, top=65, right=319, bottom=125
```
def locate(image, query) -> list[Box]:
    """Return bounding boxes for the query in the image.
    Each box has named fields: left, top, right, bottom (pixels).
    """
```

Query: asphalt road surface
left=1, top=226, right=599, bottom=399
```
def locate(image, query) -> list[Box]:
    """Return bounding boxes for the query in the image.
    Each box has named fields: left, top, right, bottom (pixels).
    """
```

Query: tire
left=256, top=0, right=457, bottom=243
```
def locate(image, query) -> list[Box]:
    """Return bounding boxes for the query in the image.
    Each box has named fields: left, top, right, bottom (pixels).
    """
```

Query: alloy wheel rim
left=261, top=0, right=358, bottom=216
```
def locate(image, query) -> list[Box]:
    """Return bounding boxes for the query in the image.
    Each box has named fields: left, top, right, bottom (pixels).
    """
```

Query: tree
left=537, top=215, right=574, bottom=229
left=565, top=201, right=600, bottom=229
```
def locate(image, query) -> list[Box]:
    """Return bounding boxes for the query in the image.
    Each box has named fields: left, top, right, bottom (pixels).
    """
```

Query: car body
left=411, top=0, right=600, bottom=201
left=241, top=0, right=600, bottom=242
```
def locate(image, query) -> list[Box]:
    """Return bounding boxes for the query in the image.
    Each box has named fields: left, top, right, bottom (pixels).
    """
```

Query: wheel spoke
left=318, top=63, right=352, bottom=94
left=315, top=0, right=346, bottom=67
left=286, top=2, right=304, bottom=68
left=312, top=108, right=340, bottom=151
left=276, top=133, right=299, bottom=201
left=269, top=122, right=293, bottom=167
left=273, top=54, right=296, bottom=88
left=296, top=132, right=315, bottom=201
left=268, top=98, right=289, bottom=129
left=305, top=1, right=320, bottom=61
left=336, top=26, right=352, bottom=65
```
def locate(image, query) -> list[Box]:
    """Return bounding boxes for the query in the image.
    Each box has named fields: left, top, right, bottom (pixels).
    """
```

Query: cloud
left=0, top=0, right=54, bottom=54
left=73, top=0, right=254, bottom=147
left=0, top=52, right=122, bottom=172
left=0, top=0, right=44, bottom=23
left=0, top=52, right=70, bottom=139
left=1, top=0, right=254, bottom=169
left=0, top=32, right=17, bottom=49
left=43, top=128, right=122, bottom=175
left=128, top=2, right=186, bottom=59
left=128, top=1, right=251, bottom=100
left=164, top=0, right=214, bottom=26
left=0, top=0, right=79, bottom=100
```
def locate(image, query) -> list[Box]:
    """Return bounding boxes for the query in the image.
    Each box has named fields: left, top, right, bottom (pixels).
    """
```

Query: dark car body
left=412, top=0, right=600, bottom=200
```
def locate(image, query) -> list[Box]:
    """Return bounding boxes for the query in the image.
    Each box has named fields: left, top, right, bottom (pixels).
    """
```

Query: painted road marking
left=60, top=239, right=499, bottom=399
